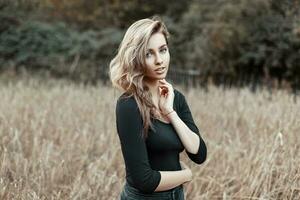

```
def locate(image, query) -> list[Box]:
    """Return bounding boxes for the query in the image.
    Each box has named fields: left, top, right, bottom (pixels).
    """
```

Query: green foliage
left=1, top=0, right=300, bottom=88
left=0, top=21, right=91, bottom=67
left=171, top=0, right=300, bottom=87
left=239, top=13, right=300, bottom=79
left=39, top=0, right=188, bottom=29
left=0, top=19, right=123, bottom=81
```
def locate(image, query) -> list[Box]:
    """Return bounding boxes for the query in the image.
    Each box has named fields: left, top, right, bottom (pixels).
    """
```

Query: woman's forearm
left=154, top=169, right=191, bottom=192
left=167, top=111, right=200, bottom=154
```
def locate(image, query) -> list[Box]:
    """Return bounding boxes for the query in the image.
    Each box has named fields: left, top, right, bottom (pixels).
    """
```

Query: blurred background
left=1, top=0, right=300, bottom=91
left=1, top=1, right=300, bottom=199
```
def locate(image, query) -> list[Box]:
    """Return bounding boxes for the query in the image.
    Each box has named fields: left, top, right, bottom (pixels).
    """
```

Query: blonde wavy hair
left=109, top=16, right=170, bottom=139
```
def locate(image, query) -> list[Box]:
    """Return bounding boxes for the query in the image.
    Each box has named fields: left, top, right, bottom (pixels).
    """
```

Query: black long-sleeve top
left=115, top=88, right=207, bottom=194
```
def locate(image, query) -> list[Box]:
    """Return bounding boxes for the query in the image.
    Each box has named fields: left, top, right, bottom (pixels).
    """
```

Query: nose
left=155, top=54, right=163, bottom=65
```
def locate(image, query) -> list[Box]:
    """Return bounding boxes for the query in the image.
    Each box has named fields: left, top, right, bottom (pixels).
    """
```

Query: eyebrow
left=147, top=44, right=167, bottom=51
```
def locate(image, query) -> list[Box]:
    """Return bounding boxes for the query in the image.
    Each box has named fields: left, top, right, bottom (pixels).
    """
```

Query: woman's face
left=144, top=32, right=170, bottom=81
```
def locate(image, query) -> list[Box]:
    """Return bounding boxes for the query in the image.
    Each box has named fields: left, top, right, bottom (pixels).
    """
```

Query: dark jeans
left=119, top=181, right=185, bottom=200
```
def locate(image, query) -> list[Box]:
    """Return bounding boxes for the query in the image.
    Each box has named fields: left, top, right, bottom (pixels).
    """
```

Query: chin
left=157, top=74, right=167, bottom=79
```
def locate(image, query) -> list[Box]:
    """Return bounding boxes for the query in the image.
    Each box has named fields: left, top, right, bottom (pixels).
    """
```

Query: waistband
left=124, top=181, right=183, bottom=198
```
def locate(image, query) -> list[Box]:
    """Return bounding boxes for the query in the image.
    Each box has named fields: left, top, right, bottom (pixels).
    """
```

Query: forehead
left=147, top=32, right=167, bottom=49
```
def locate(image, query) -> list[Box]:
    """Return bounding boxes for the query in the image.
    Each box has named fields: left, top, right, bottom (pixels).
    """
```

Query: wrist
left=183, top=169, right=192, bottom=182
left=163, top=109, right=175, bottom=116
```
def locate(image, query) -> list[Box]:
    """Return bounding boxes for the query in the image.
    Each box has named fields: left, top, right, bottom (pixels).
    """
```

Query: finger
left=159, top=88, right=168, bottom=96
left=162, top=90, right=168, bottom=96
left=162, top=85, right=172, bottom=94
left=159, top=86, right=168, bottom=92
left=160, top=80, right=172, bottom=88
left=159, top=86, right=168, bottom=91
left=158, top=87, right=162, bottom=94
left=165, top=82, right=172, bottom=88
left=159, top=81, right=169, bottom=87
left=160, top=79, right=169, bottom=84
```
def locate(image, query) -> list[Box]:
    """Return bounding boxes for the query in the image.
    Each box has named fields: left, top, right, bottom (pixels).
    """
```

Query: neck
left=144, top=78, right=160, bottom=98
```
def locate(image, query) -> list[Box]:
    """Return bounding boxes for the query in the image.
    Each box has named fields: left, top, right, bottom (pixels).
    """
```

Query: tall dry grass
left=0, top=78, right=299, bottom=200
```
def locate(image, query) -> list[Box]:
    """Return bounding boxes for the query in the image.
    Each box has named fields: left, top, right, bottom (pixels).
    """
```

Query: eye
left=146, top=52, right=152, bottom=58
left=160, top=48, right=168, bottom=53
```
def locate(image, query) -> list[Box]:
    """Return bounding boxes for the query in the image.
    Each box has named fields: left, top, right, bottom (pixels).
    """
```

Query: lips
left=155, top=67, right=166, bottom=71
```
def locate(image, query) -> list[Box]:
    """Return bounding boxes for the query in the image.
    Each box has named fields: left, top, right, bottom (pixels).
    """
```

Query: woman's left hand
left=158, top=79, right=174, bottom=116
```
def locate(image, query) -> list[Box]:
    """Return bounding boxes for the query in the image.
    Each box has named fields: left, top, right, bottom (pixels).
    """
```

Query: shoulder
left=174, top=88, right=185, bottom=102
left=116, top=93, right=138, bottom=112
left=174, top=88, right=183, bottom=97
left=173, top=88, right=187, bottom=113
left=115, top=93, right=143, bottom=124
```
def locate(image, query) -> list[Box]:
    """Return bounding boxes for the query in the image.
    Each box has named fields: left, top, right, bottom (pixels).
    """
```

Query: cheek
left=164, top=52, right=170, bottom=64
left=144, top=61, right=152, bottom=75
left=145, top=58, right=154, bottom=68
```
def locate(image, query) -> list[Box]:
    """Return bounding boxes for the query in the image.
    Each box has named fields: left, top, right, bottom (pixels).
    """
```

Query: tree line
left=0, top=0, right=299, bottom=90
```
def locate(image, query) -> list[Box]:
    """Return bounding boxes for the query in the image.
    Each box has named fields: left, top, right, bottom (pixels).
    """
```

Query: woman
left=109, top=16, right=207, bottom=200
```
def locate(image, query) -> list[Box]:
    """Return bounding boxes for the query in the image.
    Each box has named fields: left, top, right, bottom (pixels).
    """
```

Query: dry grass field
left=0, top=77, right=299, bottom=200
